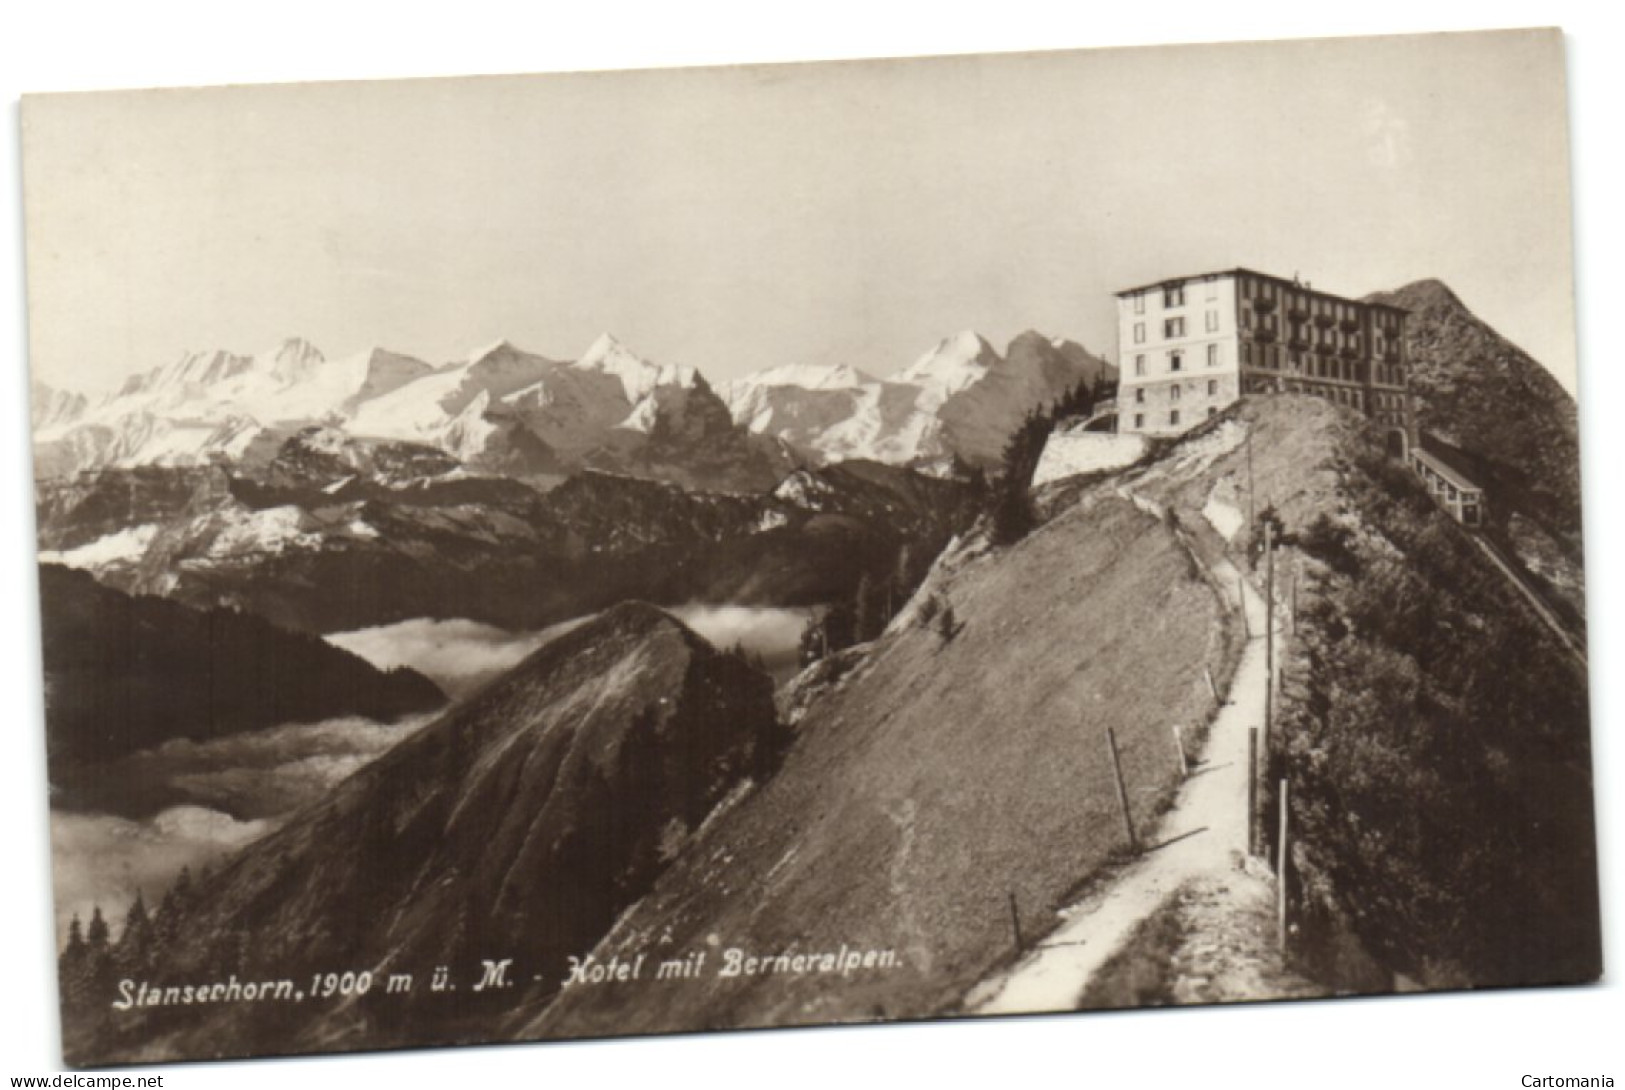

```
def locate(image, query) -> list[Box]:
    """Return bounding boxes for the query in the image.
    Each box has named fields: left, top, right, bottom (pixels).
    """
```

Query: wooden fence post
left=1264, top=521, right=1275, bottom=741
left=1289, top=554, right=1299, bottom=636
left=1277, top=779, right=1291, bottom=952
left=1247, top=727, right=1259, bottom=857
left=1172, top=725, right=1190, bottom=777
left=1204, top=666, right=1221, bottom=704
left=1007, top=891, right=1023, bottom=951
left=1106, top=728, right=1139, bottom=854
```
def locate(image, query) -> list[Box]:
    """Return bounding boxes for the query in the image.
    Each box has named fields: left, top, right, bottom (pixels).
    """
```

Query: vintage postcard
left=20, top=28, right=1598, bottom=1067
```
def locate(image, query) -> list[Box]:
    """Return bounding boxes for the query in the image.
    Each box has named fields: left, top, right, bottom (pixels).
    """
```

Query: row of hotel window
left=1237, top=281, right=1397, bottom=338
left=1132, top=380, right=1221, bottom=403
left=1241, top=343, right=1404, bottom=384
left=1132, top=343, right=1222, bottom=375
left=1130, top=282, right=1216, bottom=312
left=1135, top=279, right=1400, bottom=333
left=1131, top=312, right=1219, bottom=343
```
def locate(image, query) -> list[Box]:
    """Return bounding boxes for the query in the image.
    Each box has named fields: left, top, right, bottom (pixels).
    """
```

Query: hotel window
left=1207, top=406, right=1217, bottom=419
left=1169, top=410, right=1181, bottom=426
left=1207, top=379, right=1218, bottom=395
left=1135, top=387, right=1146, bottom=404
left=1169, top=350, right=1184, bottom=372
left=1205, top=278, right=1219, bottom=301
left=1207, top=343, right=1219, bottom=367
left=1133, top=413, right=1144, bottom=429
left=1205, top=310, right=1220, bottom=333
left=1165, top=317, right=1185, bottom=338
left=1164, top=284, right=1185, bottom=308
left=1134, top=354, right=1146, bottom=376
left=1134, top=322, right=1146, bottom=344
left=1170, top=385, right=1181, bottom=402
left=1133, top=293, right=1145, bottom=315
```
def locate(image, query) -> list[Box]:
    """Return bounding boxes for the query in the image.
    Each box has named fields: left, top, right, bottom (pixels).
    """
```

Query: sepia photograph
left=3, top=6, right=1621, bottom=1087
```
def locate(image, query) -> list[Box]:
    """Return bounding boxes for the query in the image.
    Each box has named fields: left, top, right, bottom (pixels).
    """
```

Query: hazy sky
left=21, top=29, right=1577, bottom=394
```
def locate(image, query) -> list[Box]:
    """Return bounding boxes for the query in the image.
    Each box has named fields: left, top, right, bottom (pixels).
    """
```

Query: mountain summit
left=722, top=329, right=1113, bottom=468
left=1363, top=278, right=1583, bottom=621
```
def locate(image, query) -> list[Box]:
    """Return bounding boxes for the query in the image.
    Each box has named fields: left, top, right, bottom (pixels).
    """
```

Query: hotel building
left=1115, top=269, right=1411, bottom=452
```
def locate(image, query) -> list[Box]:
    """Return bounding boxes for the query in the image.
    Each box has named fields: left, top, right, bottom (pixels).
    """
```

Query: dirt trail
left=966, top=553, right=1270, bottom=1014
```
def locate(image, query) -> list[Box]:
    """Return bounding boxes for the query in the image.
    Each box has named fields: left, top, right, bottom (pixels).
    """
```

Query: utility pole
left=1105, top=728, right=1139, bottom=855
left=1264, top=520, right=1275, bottom=741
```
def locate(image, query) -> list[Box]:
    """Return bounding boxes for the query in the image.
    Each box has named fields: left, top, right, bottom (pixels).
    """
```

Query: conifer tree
left=59, top=915, right=88, bottom=1009
left=64, top=915, right=85, bottom=960
left=853, top=572, right=876, bottom=643
left=116, top=892, right=153, bottom=975
left=85, top=906, right=109, bottom=953
left=154, top=866, right=192, bottom=950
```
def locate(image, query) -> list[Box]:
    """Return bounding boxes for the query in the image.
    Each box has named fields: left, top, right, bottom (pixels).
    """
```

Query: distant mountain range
left=36, top=447, right=981, bottom=635
left=721, top=330, right=1113, bottom=467
left=33, top=330, right=1112, bottom=485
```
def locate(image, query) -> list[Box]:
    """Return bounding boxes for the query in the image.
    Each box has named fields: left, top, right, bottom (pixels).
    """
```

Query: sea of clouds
left=327, top=604, right=813, bottom=695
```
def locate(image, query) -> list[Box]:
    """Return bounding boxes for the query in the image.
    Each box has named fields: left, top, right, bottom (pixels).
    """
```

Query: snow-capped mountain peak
left=161, top=348, right=257, bottom=393
left=898, top=330, right=999, bottom=398
left=578, top=332, right=632, bottom=367
left=574, top=333, right=694, bottom=403
left=30, top=381, right=88, bottom=438
left=264, top=337, right=327, bottom=383
left=739, top=362, right=876, bottom=391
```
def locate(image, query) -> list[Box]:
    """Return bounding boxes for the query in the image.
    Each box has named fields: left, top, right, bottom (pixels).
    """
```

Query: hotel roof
left=1115, top=268, right=1409, bottom=314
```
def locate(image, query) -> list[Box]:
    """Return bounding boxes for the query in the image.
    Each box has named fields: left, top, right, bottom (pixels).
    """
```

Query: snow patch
left=205, top=506, right=323, bottom=558
left=1033, top=433, right=1146, bottom=487
left=1203, top=489, right=1245, bottom=542
left=773, top=470, right=835, bottom=508
left=38, top=524, right=159, bottom=569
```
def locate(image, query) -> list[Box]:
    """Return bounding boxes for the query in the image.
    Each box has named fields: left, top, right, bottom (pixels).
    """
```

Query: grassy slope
left=529, top=466, right=1234, bottom=1037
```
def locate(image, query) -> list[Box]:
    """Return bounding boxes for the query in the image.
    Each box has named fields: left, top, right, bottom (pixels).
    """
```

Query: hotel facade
left=1115, top=269, right=1411, bottom=450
